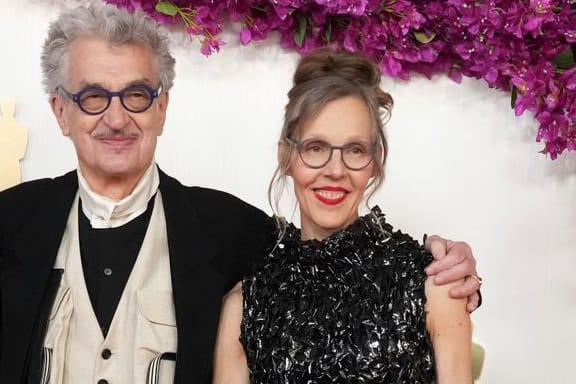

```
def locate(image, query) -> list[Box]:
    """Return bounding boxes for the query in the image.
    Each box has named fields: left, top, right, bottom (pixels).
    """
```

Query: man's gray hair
left=41, top=2, right=175, bottom=94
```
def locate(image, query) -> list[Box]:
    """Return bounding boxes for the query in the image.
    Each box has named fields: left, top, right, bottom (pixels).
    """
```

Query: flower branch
left=105, top=0, right=576, bottom=160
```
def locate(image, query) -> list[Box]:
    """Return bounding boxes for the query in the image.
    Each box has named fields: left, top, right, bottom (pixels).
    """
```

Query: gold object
left=0, top=99, right=28, bottom=191
left=470, top=274, right=483, bottom=287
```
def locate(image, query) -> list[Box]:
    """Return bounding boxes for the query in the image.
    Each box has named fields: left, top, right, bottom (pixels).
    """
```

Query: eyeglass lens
left=298, top=139, right=373, bottom=170
left=78, top=86, right=155, bottom=114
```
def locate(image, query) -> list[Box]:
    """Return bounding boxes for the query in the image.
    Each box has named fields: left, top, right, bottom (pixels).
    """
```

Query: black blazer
left=0, top=169, right=271, bottom=384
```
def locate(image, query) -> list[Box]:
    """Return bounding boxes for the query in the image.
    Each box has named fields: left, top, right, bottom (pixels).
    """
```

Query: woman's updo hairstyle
left=269, top=48, right=394, bottom=219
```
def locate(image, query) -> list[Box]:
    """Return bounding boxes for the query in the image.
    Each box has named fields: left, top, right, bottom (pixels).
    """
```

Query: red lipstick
left=314, top=186, right=348, bottom=205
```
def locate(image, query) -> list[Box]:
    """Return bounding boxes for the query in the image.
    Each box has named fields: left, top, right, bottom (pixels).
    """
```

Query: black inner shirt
left=79, top=196, right=155, bottom=337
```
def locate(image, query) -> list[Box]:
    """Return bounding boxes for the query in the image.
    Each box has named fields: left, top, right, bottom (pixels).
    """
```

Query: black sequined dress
left=240, top=207, right=436, bottom=383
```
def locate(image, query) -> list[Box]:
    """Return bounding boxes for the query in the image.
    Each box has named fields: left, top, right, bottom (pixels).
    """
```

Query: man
left=0, top=3, right=481, bottom=384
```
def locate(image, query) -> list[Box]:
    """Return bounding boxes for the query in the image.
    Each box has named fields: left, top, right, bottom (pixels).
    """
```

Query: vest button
left=97, top=380, right=109, bottom=384
left=101, top=348, right=112, bottom=359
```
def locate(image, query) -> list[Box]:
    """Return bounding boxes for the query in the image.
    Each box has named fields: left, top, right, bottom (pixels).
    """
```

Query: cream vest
left=42, top=193, right=177, bottom=384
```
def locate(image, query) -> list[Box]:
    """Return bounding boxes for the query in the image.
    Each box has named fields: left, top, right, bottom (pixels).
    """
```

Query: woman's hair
left=40, top=3, right=176, bottom=95
left=268, top=48, right=394, bottom=220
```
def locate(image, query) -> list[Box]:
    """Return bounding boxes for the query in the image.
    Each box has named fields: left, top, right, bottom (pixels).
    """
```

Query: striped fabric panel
left=40, top=347, right=52, bottom=384
left=146, top=352, right=176, bottom=384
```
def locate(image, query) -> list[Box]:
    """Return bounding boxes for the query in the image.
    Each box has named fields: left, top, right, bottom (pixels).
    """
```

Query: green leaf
left=294, top=15, right=307, bottom=47
left=413, top=31, right=436, bottom=44
left=510, top=86, right=518, bottom=109
left=155, top=1, right=179, bottom=17
left=553, top=47, right=575, bottom=69
left=324, top=20, right=332, bottom=43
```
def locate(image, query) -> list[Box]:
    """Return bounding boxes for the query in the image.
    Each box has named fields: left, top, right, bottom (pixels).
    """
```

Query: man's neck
left=88, top=177, right=140, bottom=200
left=79, top=167, right=151, bottom=201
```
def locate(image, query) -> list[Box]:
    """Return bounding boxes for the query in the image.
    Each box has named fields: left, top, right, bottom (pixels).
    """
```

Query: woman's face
left=288, top=96, right=375, bottom=240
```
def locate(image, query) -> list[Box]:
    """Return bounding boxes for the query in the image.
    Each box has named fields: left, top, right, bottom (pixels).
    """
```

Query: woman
left=213, top=49, right=472, bottom=383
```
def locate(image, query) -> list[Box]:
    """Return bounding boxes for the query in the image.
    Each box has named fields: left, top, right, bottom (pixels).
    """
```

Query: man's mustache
left=92, top=128, right=140, bottom=139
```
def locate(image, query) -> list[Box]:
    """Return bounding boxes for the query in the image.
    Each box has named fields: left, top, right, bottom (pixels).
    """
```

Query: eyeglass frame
left=56, top=84, right=163, bottom=115
left=285, top=137, right=377, bottom=171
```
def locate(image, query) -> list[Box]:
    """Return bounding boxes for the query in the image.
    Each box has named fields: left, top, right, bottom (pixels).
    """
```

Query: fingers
left=424, top=235, right=447, bottom=262
left=426, top=240, right=476, bottom=281
left=466, top=291, right=481, bottom=312
left=425, top=235, right=482, bottom=312
left=426, top=241, right=475, bottom=283
left=449, top=273, right=482, bottom=299
left=424, top=235, right=448, bottom=275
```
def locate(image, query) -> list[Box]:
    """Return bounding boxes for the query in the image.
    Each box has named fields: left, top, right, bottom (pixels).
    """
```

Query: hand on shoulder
left=424, top=235, right=482, bottom=312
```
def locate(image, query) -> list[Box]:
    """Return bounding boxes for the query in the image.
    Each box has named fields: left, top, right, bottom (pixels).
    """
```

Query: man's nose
left=102, top=96, right=130, bottom=129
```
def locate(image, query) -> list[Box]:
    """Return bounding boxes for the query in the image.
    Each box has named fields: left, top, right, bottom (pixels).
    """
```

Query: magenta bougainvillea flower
left=104, top=0, right=576, bottom=160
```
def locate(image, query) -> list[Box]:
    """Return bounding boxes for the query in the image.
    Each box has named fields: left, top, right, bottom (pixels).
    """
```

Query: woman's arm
left=426, top=277, right=472, bottom=384
left=212, top=283, right=250, bottom=384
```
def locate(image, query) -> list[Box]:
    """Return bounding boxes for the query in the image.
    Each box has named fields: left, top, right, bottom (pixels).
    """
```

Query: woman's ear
left=373, top=146, right=385, bottom=177
left=277, top=140, right=292, bottom=176
left=371, top=161, right=378, bottom=178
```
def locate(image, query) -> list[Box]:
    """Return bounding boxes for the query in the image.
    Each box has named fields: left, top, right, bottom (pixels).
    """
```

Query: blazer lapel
left=2, top=171, right=78, bottom=382
left=159, top=170, right=222, bottom=384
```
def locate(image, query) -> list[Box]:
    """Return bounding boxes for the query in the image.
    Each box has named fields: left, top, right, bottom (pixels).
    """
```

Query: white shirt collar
left=77, top=163, right=160, bottom=229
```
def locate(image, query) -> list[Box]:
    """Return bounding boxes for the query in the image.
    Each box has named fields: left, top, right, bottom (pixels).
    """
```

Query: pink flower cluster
left=105, top=0, right=576, bottom=159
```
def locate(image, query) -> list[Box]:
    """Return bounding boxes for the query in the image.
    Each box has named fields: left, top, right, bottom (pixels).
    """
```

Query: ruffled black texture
left=240, top=207, right=436, bottom=383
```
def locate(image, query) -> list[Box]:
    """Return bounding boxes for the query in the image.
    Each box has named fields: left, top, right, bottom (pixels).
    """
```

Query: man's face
left=51, top=37, right=168, bottom=190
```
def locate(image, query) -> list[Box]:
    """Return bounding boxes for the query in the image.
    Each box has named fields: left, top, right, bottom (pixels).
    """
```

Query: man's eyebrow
left=124, top=78, right=157, bottom=87
left=73, top=78, right=156, bottom=90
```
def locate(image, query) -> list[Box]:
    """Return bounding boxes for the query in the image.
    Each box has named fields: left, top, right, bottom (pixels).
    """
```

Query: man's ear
left=50, top=94, right=70, bottom=136
left=156, top=91, right=169, bottom=136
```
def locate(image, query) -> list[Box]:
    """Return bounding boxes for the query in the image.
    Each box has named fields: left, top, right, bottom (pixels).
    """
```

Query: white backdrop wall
left=1, top=1, right=576, bottom=382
